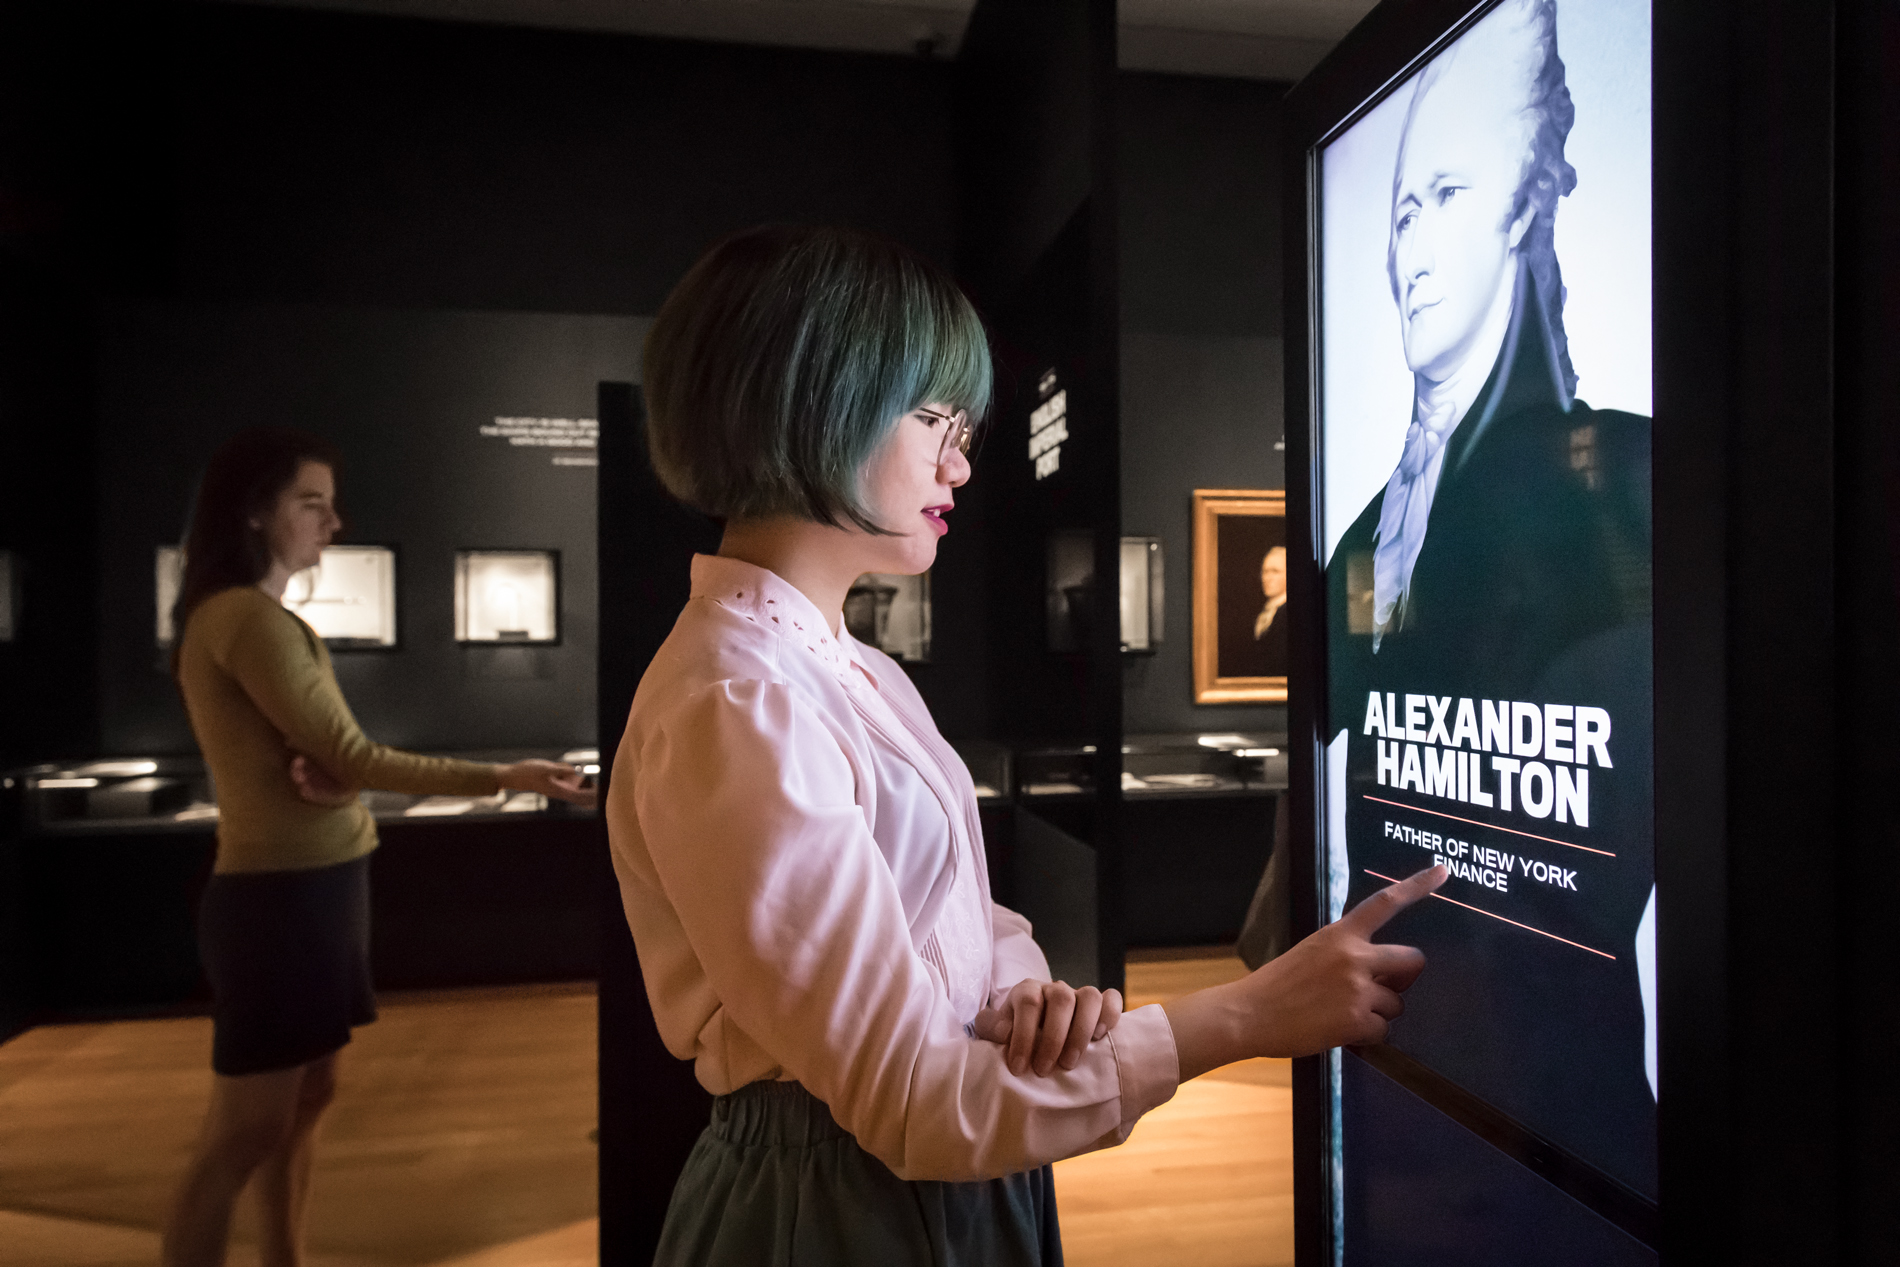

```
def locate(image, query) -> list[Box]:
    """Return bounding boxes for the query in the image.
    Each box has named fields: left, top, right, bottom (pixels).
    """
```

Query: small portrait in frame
left=1193, top=489, right=1288, bottom=704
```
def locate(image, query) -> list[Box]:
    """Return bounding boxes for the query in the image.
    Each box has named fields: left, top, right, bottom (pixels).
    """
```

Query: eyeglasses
left=917, top=407, right=973, bottom=465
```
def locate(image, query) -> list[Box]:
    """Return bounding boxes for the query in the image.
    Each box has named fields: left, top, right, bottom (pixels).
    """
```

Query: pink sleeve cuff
left=1106, top=1003, right=1180, bottom=1132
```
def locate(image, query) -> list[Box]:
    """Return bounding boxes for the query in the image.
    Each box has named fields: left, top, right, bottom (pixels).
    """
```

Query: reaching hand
left=289, top=753, right=360, bottom=807
left=1245, top=863, right=1443, bottom=1057
left=497, top=758, right=598, bottom=810
left=1164, top=863, right=1446, bottom=1081
left=972, top=979, right=1125, bottom=1077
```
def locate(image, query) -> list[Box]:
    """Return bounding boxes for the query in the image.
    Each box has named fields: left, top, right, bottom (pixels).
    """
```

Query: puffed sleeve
left=633, top=678, right=1179, bottom=1182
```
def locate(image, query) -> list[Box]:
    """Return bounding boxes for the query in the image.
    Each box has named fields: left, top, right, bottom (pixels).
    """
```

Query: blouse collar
left=689, top=554, right=867, bottom=685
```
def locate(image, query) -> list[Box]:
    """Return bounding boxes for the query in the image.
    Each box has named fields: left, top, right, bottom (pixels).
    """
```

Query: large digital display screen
left=1317, top=0, right=1655, bottom=1201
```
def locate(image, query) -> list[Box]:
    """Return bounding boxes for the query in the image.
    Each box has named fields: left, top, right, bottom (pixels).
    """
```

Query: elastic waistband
left=707, top=1080, right=851, bottom=1148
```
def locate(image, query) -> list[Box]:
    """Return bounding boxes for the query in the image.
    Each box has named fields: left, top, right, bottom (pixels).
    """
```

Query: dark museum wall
left=0, top=3, right=124, bottom=769
left=3, top=0, right=1299, bottom=762
left=153, top=2, right=958, bottom=313
left=95, top=303, right=647, bottom=755
left=2, top=0, right=962, bottom=762
left=1117, top=72, right=1291, bottom=735
left=137, top=0, right=969, bottom=747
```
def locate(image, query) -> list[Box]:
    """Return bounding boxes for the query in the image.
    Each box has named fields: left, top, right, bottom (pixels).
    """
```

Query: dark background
left=1, top=0, right=1291, bottom=765
left=1119, top=71, right=1289, bottom=734
left=2, top=0, right=1889, bottom=1258
left=2, top=0, right=962, bottom=764
left=0, top=0, right=1293, bottom=1065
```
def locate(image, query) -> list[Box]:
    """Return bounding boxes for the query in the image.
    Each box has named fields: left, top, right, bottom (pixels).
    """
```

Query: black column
left=1835, top=3, right=1900, bottom=1257
left=955, top=0, right=1124, bottom=992
left=1652, top=0, right=1900, bottom=1257
left=595, top=381, right=720, bottom=1266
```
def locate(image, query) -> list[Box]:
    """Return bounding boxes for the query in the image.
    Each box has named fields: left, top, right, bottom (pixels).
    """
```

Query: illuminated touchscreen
left=1317, top=0, right=1655, bottom=1198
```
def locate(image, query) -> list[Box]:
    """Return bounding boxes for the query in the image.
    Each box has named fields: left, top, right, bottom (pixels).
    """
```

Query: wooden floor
left=1056, top=949, right=1293, bottom=1267
left=0, top=953, right=1289, bottom=1267
left=0, top=984, right=598, bottom=1267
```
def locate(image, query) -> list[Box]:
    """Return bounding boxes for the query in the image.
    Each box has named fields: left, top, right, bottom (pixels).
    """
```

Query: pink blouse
left=605, top=555, right=1180, bottom=1182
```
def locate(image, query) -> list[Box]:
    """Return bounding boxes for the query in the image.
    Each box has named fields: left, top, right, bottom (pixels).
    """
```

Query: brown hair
left=171, top=427, right=340, bottom=670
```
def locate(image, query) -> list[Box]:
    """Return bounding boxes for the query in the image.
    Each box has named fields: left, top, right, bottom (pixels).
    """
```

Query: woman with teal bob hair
left=607, top=223, right=1444, bottom=1265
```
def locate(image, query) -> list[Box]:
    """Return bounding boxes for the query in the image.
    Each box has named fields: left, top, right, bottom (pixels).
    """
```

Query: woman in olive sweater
left=161, top=429, right=593, bottom=1267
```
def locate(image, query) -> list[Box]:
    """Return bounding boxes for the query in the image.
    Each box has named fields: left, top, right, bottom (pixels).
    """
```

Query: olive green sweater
left=178, top=586, right=500, bottom=874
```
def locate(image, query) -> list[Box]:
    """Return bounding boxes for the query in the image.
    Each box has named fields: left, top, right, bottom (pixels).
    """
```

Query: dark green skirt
left=655, top=1080, right=1063, bottom=1267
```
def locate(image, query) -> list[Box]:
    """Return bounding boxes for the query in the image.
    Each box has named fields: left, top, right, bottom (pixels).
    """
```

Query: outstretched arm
left=1163, top=864, right=1445, bottom=1081
left=219, top=597, right=595, bottom=806
left=978, top=865, right=1444, bottom=1083
left=290, top=751, right=594, bottom=808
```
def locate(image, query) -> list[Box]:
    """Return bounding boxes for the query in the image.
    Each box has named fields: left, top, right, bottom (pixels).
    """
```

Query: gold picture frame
left=1192, top=489, right=1289, bottom=704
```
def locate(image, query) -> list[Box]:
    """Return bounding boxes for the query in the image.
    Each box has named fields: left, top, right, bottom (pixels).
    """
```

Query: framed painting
left=1192, top=489, right=1288, bottom=703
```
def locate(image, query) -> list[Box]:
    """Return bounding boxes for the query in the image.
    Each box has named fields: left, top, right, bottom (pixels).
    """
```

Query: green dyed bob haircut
left=643, top=224, right=992, bottom=533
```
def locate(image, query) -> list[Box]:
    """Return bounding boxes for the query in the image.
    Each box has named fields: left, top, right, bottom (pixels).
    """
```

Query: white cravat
left=1370, top=393, right=1458, bottom=649
left=1370, top=264, right=1519, bottom=651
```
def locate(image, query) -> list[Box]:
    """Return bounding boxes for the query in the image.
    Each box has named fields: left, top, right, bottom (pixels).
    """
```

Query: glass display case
left=284, top=545, right=399, bottom=647
left=155, top=546, right=184, bottom=646
left=845, top=572, right=931, bottom=663
left=1119, top=537, right=1164, bottom=653
left=455, top=550, right=560, bottom=643
left=8, top=757, right=215, bottom=830
left=159, top=542, right=401, bottom=648
left=1012, top=732, right=1288, bottom=802
left=1016, top=743, right=1097, bottom=799
left=5, top=749, right=593, bottom=833
left=949, top=741, right=1012, bottom=803
left=1122, top=732, right=1287, bottom=797
left=1046, top=533, right=1168, bottom=654
left=1044, top=530, right=1094, bottom=653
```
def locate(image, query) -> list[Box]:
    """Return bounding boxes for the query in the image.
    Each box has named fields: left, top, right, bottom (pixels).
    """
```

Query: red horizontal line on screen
left=1362, top=794, right=1615, bottom=857
left=1363, top=868, right=1617, bottom=961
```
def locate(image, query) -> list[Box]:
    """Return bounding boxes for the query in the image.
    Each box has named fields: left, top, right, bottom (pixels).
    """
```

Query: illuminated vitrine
left=1, top=548, right=18, bottom=643
left=155, top=546, right=183, bottom=646
left=454, top=550, right=559, bottom=644
left=157, top=543, right=398, bottom=648
left=285, top=546, right=399, bottom=647
left=1119, top=536, right=1164, bottom=653
left=844, top=572, right=930, bottom=662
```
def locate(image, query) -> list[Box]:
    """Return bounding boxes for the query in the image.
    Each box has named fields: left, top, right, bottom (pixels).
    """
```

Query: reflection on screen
left=1316, top=0, right=1655, bottom=1201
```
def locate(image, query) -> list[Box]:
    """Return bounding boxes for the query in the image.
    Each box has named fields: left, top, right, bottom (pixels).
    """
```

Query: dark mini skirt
left=656, top=1079, right=1063, bottom=1267
left=199, top=853, right=377, bottom=1076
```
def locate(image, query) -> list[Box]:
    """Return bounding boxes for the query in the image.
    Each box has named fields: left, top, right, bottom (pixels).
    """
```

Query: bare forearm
left=1162, top=981, right=1259, bottom=1082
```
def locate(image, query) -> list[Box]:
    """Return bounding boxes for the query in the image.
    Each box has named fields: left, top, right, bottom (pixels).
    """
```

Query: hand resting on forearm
left=972, top=980, right=1125, bottom=1077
